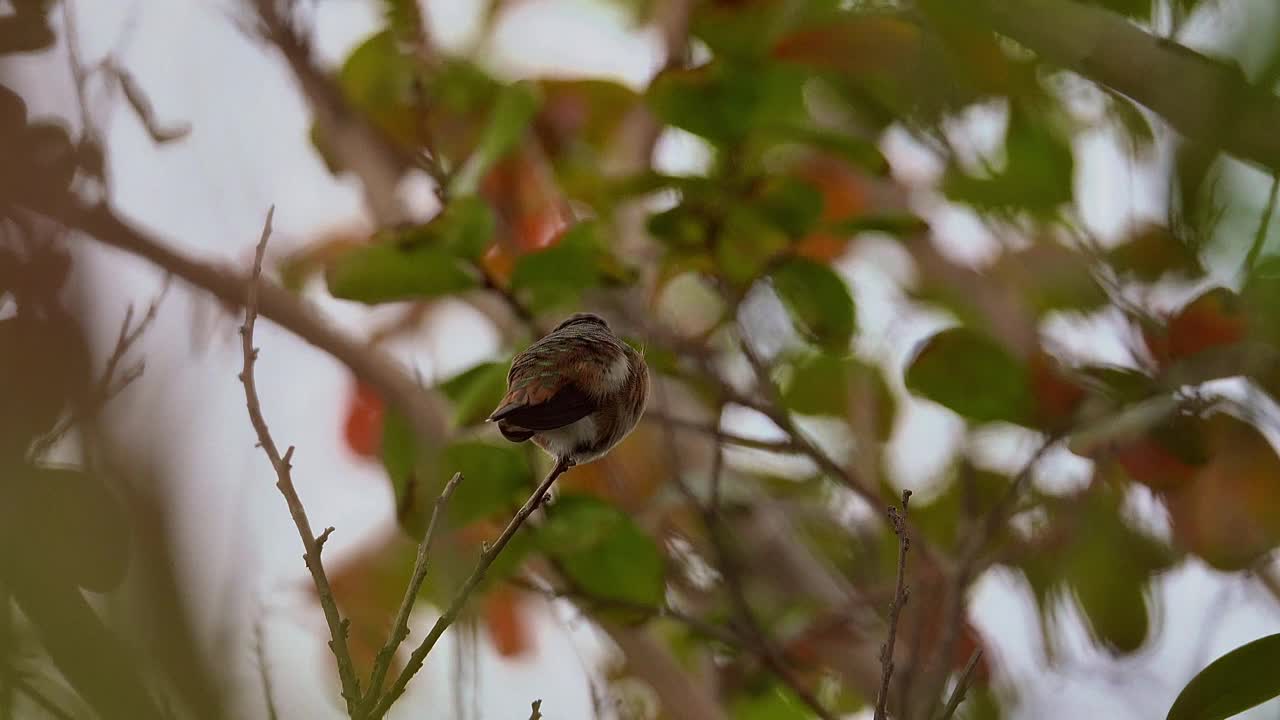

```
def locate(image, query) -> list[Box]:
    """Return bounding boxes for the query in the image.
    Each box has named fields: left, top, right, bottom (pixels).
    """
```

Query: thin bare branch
left=644, top=412, right=796, bottom=454
left=101, top=60, right=191, bottom=143
left=363, top=471, right=465, bottom=711
left=28, top=279, right=171, bottom=458
left=237, top=207, right=362, bottom=713
left=369, top=457, right=577, bottom=719
left=937, top=649, right=983, bottom=720
left=45, top=200, right=450, bottom=452
left=875, top=490, right=912, bottom=720
left=254, top=616, right=280, bottom=720
left=527, top=699, right=543, bottom=720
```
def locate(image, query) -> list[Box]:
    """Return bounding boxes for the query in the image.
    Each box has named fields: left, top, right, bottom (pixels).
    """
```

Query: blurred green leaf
left=943, top=105, right=1074, bottom=216
left=730, top=681, right=813, bottom=720
left=338, top=31, right=419, bottom=145
left=438, top=442, right=534, bottom=528
left=1167, top=634, right=1280, bottom=720
left=440, top=361, right=509, bottom=427
left=511, top=220, right=625, bottom=311
left=756, top=176, right=825, bottom=238
left=1, top=465, right=130, bottom=593
left=539, top=495, right=664, bottom=608
left=770, top=258, right=857, bottom=351
left=831, top=212, right=929, bottom=236
left=905, top=327, right=1031, bottom=424
left=782, top=352, right=850, bottom=416
left=381, top=407, right=416, bottom=500
left=648, top=62, right=808, bottom=147
left=1107, top=225, right=1203, bottom=281
left=450, top=81, right=543, bottom=196
left=324, top=238, right=477, bottom=304
left=719, top=208, right=790, bottom=285
left=1107, top=91, right=1156, bottom=156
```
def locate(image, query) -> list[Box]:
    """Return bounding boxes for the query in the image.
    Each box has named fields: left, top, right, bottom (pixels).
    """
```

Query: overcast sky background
left=14, top=0, right=1280, bottom=717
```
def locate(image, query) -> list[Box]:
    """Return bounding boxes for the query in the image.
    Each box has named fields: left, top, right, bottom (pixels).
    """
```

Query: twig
left=937, top=648, right=983, bottom=720
left=47, top=200, right=451, bottom=453
left=369, top=456, right=577, bottom=719
left=102, top=60, right=191, bottom=143
left=363, top=471, right=465, bottom=711
left=643, top=412, right=797, bottom=454
left=254, top=615, right=280, bottom=720
left=237, top=207, right=362, bottom=714
left=875, top=490, right=912, bottom=720
left=510, top=575, right=741, bottom=648
left=527, top=699, right=543, bottom=720
left=1244, top=173, right=1280, bottom=276
left=699, top=426, right=838, bottom=720
left=737, top=339, right=885, bottom=511
left=28, top=279, right=170, bottom=459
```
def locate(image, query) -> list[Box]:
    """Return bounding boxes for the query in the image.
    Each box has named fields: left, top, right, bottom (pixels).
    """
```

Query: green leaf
left=905, top=327, right=1031, bottom=424
left=337, top=31, right=419, bottom=145
left=719, top=208, right=790, bottom=285
left=943, top=104, right=1074, bottom=216
left=440, top=361, right=509, bottom=427
left=755, top=176, right=825, bottom=238
left=781, top=352, right=850, bottom=416
left=1168, top=634, right=1280, bottom=720
left=325, top=239, right=477, bottom=304
left=438, top=442, right=534, bottom=528
left=730, top=681, right=813, bottom=720
left=1107, top=225, right=1203, bottom=281
left=381, top=408, right=417, bottom=500
left=539, top=495, right=665, bottom=608
left=510, top=221, right=621, bottom=311
left=770, top=258, right=857, bottom=351
left=831, top=212, right=929, bottom=237
left=1, top=466, right=130, bottom=593
left=450, top=80, right=543, bottom=196
left=648, top=62, right=807, bottom=147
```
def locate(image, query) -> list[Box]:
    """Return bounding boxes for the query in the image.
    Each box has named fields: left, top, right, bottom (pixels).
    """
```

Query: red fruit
left=344, top=380, right=384, bottom=459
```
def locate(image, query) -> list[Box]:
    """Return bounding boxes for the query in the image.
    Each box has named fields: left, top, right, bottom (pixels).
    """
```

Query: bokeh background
left=6, top=0, right=1280, bottom=718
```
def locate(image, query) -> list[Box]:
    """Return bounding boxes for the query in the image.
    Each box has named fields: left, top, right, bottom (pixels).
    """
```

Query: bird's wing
left=488, top=352, right=597, bottom=431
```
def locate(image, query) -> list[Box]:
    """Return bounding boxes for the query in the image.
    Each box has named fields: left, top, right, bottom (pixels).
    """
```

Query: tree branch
left=362, top=471, right=464, bottom=712
left=237, top=207, right=362, bottom=713
left=46, top=200, right=450, bottom=453
left=874, top=490, right=912, bottom=720
left=967, top=0, right=1280, bottom=172
left=369, top=457, right=577, bottom=719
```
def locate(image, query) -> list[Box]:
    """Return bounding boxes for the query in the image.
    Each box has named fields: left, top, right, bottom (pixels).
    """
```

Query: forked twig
left=238, top=207, right=362, bottom=713
left=368, top=457, right=577, bottom=719
left=362, top=471, right=465, bottom=711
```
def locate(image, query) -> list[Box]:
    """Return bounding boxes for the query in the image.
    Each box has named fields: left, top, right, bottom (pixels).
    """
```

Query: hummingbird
left=487, top=313, right=649, bottom=467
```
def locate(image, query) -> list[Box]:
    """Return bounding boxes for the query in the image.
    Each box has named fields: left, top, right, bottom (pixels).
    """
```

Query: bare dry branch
left=363, top=471, right=465, bottom=711
left=369, top=457, right=577, bottom=719
left=237, top=207, right=362, bottom=713
left=527, top=699, right=543, bottom=720
left=46, top=200, right=450, bottom=452
left=875, top=490, right=912, bottom=720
